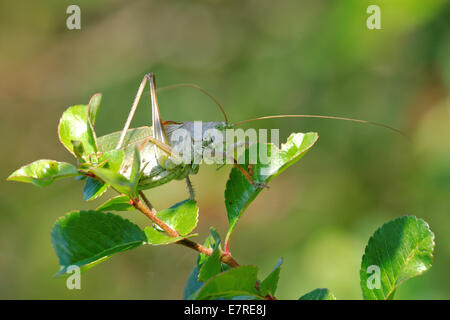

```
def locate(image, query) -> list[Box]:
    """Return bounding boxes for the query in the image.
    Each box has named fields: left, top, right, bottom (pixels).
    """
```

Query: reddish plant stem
left=220, top=252, right=240, bottom=268
left=133, top=191, right=275, bottom=300
left=131, top=197, right=179, bottom=238
left=177, top=238, right=212, bottom=256
left=132, top=192, right=241, bottom=269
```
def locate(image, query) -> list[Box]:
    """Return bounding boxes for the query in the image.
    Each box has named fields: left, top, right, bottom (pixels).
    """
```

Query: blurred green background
left=1, top=0, right=449, bottom=299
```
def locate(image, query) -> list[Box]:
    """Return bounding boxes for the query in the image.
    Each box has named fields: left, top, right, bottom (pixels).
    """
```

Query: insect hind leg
left=220, top=150, right=269, bottom=190
left=227, top=141, right=255, bottom=177
left=116, top=73, right=169, bottom=151
left=185, top=176, right=195, bottom=200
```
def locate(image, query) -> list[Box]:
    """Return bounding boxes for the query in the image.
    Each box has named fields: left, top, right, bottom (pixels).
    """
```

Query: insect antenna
left=157, top=83, right=229, bottom=124
left=233, top=114, right=407, bottom=138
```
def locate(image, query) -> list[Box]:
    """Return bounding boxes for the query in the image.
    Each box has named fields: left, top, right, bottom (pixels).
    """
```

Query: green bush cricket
left=87, top=73, right=404, bottom=201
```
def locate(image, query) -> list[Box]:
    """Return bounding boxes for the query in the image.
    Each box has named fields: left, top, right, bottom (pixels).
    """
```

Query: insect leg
left=232, top=160, right=268, bottom=189
left=139, top=135, right=186, bottom=170
left=220, top=151, right=269, bottom=189
left=138, top=136, right=174, bottom=157
left=139, top=190, right=155, bottom=212
left=227, top=141, right=255, bottom=176
left=228, top=141, right=250, bottom=150
left=117, top=75, right=148, bottom=149
left=116, top=73, right=169, bottom=150
left=247, top=164, right=254, bottom=176
left=148, top=73, right=169, bottom=148
left=185, top=177, right=195, bottom=200
left=121, top=135, right=178, bottom=174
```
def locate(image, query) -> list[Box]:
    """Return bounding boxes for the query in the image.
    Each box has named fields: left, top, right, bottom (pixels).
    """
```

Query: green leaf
left=83, top=177, right=108, bottom=201
left=198, top=248, right=222, bottom=282
left=299, top=288, right=336, bottom=300
left=51, top=210, right=146, bottom=275
left=360, top=215, right=435, bottom=300
left=198, top=227, right=221, bottom=266
left=7, top=159, right=79, bottom=187
left=184, top=265, right=204, bottom=299
left=58, top=104, right=97, bottom=159
left=98, top=149, right=125, bottom=172
left=91, top=167, right=136, bottom=199
left=155, top=199, right=199, bottom=236
left=144, top=228, right=197, bottom=245
left=82, top=149, right=126, bottom=201
left=89, top=147, right=137, bottom=198
left=144, top=199, right=199, bottom=245
left=88, top=93, right=102, bottom=126
left=225, top=132, right=318, bottom=244
left=71, top=140, right=85, bottom=162
left=209, top=228, right=221, bottom=247
left=193, top=265, right=261, bottom=300
left=260, top=258, right=283, bottom=296
left=96, top=195, right=134, bottom=212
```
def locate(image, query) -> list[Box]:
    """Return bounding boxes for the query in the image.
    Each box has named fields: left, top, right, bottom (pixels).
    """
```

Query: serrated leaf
left=51, top=210, right=146, bottom=275
left=193, top=266, right=261, bottom=300
left=58, top=104, right=97, bottom=159
left=91, top=167, right=136, bottom=199
left=299, top=288, right=336, bottom=300
left=144, top=199, right=199, bottom=245
left=89, top=147, right=137, bottom=198
left=83, top=177, right=108, bottom=201
left=198, top=248, right=222, bottom=282
left=360, top=215, right=435, bottom=300
left=225, top=132, right=318, bottom=244
left=7, top=159, right=79, bottom=187
left=96, top=195, right=134, bottom=212
left=88, top=93, right=102, bottom=126
left=82, top=149, right=126, bottom=200
left=260, top=258, right=283, bottom=296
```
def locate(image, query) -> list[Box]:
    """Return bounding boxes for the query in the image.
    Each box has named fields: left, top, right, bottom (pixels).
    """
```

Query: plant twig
left=133, top=191, right=275, bottom=299
left=176, top=238, right=212, bottom=255
left=131, top=196, right=180, bottom=238
left=133, top=192, right=241, bottom=268
left=220, top=252, right=240, bottom=268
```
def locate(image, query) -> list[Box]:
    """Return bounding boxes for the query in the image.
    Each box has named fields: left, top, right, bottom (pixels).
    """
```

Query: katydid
left=95, top=73, right=403, bottom=200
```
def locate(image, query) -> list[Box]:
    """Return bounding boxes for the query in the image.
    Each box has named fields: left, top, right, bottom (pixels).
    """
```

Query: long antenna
left=157, top=83, right=229, bottom=124
left=233, top=114, right=407, bottom=137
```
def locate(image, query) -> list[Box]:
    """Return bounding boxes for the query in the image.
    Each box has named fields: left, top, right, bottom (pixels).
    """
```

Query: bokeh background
left=0, top=0, right=449, bottom=299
